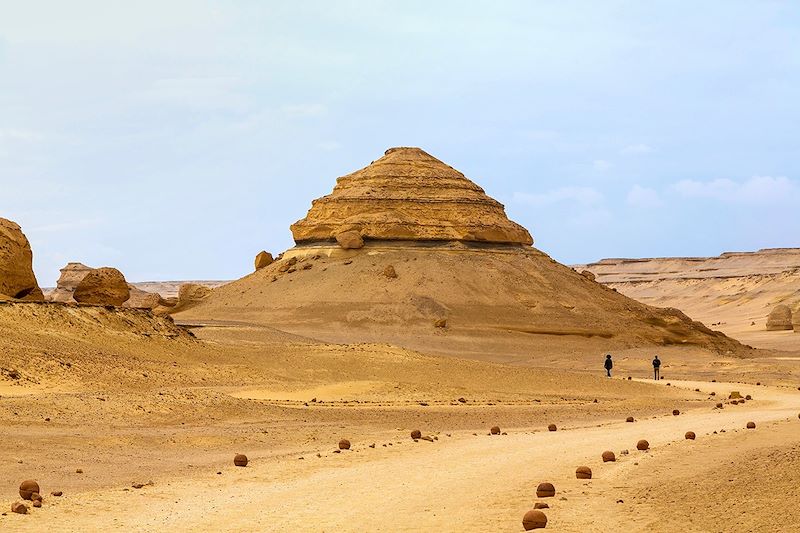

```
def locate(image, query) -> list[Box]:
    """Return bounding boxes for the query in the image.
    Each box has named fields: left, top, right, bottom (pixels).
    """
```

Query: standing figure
left=604, top=354, right=613, bottom=378
left=652, top=355, right=661, bottom=380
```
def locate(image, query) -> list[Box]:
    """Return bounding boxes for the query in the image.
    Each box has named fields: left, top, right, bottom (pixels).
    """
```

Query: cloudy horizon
left=1, top=1, right=798, bottom=286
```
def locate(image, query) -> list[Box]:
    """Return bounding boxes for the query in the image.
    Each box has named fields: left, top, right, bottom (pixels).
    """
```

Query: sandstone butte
left=174, top=147, right=749, bottom=358
left=0, top=217, right=44, bottom=301
left=290, top=147, right=533, bottom=246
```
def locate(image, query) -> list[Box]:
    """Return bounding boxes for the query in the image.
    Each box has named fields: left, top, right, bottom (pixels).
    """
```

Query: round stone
left=19, top=480, right=39, bottom=500
left=522, top=509, right=548, bottom=530
left=637, top=439, right=650, bottom=451
left=575, top=466, right=592, bottom=479
left=233, top=454, right=248, bottom=467
left=602, top=450, right=616, bottom=462
left=536, top=482, right=555, bottom=498
left=685, top=431, right=696, bottom=440
left=338, top=439, right=351, bottom=450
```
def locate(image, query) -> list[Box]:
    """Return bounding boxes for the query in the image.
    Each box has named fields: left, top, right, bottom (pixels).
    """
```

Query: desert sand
left=2, top=148, right=799, bottom=532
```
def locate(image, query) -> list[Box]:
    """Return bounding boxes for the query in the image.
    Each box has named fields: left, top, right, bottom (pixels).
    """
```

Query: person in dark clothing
left=652, top=355, right=661, bottom=380
left=604, top=354, right=613, bottom=377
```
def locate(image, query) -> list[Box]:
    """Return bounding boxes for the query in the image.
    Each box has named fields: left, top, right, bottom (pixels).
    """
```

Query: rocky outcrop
left=254, top=251, right=274, bottom=271
left=290, top=147, right=532, bottom=246
left=335, top=230, right=364, bottom=250
left=73, top=267, right=131, bottom=306
left=0, top=218, right=43, bottom=300
left=766, top=304, right=793, bottom=331
left=169, top=283, right=212, bottom=312
left=50, top=262, right=93, bottom=302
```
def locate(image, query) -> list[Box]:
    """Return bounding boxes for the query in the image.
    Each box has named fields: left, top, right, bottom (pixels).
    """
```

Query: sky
left=1, top=1, right=799, bottom=286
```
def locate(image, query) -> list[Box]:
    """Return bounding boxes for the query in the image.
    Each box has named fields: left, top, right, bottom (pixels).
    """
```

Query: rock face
left=335, top=230, right=364, bottom=250
left=175, top=283, right=212, bottom=310
left=0, top=218, right=43, bottom=300
left=254, top=251, right=274, bottom=271
left=290, top=147, right=533, bottom=246
left=73, top=267, right=131, bottom=306
left=50, top=262, right=93, bottom=302
left=766, top=304, right=793, bottom=331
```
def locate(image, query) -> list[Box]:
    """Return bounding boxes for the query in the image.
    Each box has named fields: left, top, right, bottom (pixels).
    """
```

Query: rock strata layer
left=290, top=147, right=532, bottom=246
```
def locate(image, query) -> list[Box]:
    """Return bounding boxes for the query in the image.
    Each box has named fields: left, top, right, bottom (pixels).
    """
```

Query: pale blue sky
left=1, top=1, right=798, bottom=286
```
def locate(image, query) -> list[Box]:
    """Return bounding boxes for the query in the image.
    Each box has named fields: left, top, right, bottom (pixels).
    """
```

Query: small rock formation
left=602, top=451, right=616, bottom=462
left=32, top=500, right=42, bottom=508
left=338, top=439, right=351, bottom=450
left=51, top=491, right=62, bottom=497
left=637, top=439, right=649, bottom=451
left=490, top=426, right=501, bottom=435
left=50, top=262, right=93, bottom=302
left=73, top=267, right=130, bottom=306
left=729, top=391, right=742, bottom=399
left=11, top=501, right=28, bottom=514
left=580, top=270, right=596, bottom=281
left=745, top=394, right=752, bottom=400
left=685, top=431, right=696, bottom=440
left=0, top=218, right=43, bottom=300
left=716, top=402, right=724, bottom=408
left=536, top=482, right=555, bottom=498
left=290, top=147, right=533, bottom=246
left=575, top=466, right=592, bottom=479
left=31, top=493, right=42, bottom=502
left=672, top=409, right=680, bottom=416
left=533, top=502, right=549, bottom=509
left=626, top=416, right=635, bottom=423
left=746, top=421, right=756, bottom=429
left=335, top=231, right=364, bottom=250
left=382, top=265, right=397, bottom=279
left=254, top=251, right=274, bottom=270
left=547, top=424, right=557, bottom=432
left=434, top=318, right=447, bottom=328
left=766, top=304, right=793, bottom=331
left=411, top=430, right=422, bottom=439
left=522, top=509, right=548, bottom=530
left=19, top=480, right=40, bottom=500
left=173, top=283, right=212, bottom=311
left=234, top=454, right=248, bottom=467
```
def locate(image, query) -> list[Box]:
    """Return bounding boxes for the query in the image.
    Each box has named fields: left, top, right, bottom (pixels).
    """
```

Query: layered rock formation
left=73, top=267, right=131, bottom=306
left=176, top=147, right=749, bottom=358
left=290, top=147, right=532, bottom=246
left=766, top=304, right=793, bottom=331
left=0, top=218, right=43, bottom=300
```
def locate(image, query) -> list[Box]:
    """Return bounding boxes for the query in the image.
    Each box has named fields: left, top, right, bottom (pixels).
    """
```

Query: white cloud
left=281, top=103, right=327, bottom=118
left=514, top=186, right=604, bottom=207
left=626, top=185, right=662, bottom=208
left=593, top=159, right=612, bottom=170
left=673, top=175, right=798, bottom=205
left=620, top=143, right=653, bottom=155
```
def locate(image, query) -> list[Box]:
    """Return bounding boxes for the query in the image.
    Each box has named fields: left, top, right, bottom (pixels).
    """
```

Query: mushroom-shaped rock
left=490, top=426, right=501, bottom=435
left=73, top=267, right=130, bottom=306
left=602, top=450, right=616, bottom=462
left=11, top=501, right=28, bottom=514
left=254, top=251, right=274, bottom=270
left=233, top=454, right=248, bottom=467
left=685, top=431, right=696, bottom=440
left=636, top=439, right=650, bottom=451
left=411, top=430, right=422, bottom=440
left=575, top=466, right=592, bottom=479
left=766, top=304, right=793, bottom=331
left=746, top=422, right=756, bottom=429
left=0, top=218, right=44, bottom=301
left=626, top=416, right=635, bottom=423
left=547, top=424, right=557, bottom=432
left=335, top=231, right=364, bottom=250
left=536, top=482, right=556, bottom=498
left=19, top=480, right=40, bottom=500
left=522, top=509, right=548, bottom=530
left=672, top=409, right=680, bottom=416
left=338, top=439, right=351, bottom=450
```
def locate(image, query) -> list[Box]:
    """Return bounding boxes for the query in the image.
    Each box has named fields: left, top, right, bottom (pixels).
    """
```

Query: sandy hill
left=580, top=248, right=800, bottom=351
left=175, top=147, right=747, bottom=359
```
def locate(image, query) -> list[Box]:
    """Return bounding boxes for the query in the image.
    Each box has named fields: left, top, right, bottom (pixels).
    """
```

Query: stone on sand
left=673, top=409, right=680, bottom=416
left=522, top=509, right=548, bottom=530
left=602, top=451, right=616, bottom=462
left=382, top=265, right=397, bottom=279
left=338, top=439, right=351, bottom=450
left=575, top=466, right=592, bottom=479
left=0, top=218, right=43, bottom=301
left=534, top=502, right=549, bottom=509
left=234, top=454, right=248, bottom=467
left=73, top=267, right=130, bottom=306
left=685, top=431, right=696, bottom=440
left=490, top=426, right=501, bottom=435
left=411, top=429, right=422, bottom=439
left=32, top=500, right=42, bottom=508
left=11, top=501, right=28, bottom=514
left=637, top=439, right=650, bottom=451
left=254, top=251, right=274, bottom=270
left=536, top=482, right=555, bottom=498
left=626, top=416, right=635, bottom=423
left=547, top=424, right=557, bottom=432
left=766, top=304, right=793, bottom=331
left=19, top=480, right=40, bottom=500
left=729, top=391, right=742, bottom=399
left=746, top=422, right=756, bottom=429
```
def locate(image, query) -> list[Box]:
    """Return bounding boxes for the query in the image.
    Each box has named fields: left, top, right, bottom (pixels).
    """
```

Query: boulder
left=685, top=431, right=696, bottom=440
left=338, top=439, right=351, bottom=450
left=637, top=439, right=649, bottom=451
left=410, top=430, right=422, bottom=439
left=335, top=231, right=364, bottom=250
left=533, top=502, right=549, bottom=509
left=174, top=283, right=212, bottom=310
left=234, top=454, right=248, bottom=467
left=672, top=409, right=680, bottom=416
left=73, top=267, right=130, bottom=306
left=536, top=482, right=556, bottom=498
left=580, top=270, right=596, bottom=281
left=766, top=304, right=793, bottom=331
left=602, top=451, right=616, bottom=462
left=746, top=422, right=756, bottom=429
left=522, top=509, right=548, bottom=530
left=254, top=251, right=274, bottom=270
left=575, top=466, right=592, bottom=479
left=490, top=426, right=501, bottom=435
left=19, top=479, right=40, bottom=500
left=626, top=416, right=635, bottom=423
left=383, top=265, right=398, bottom=279
left=125, top=286, right=167, bottom=309
left=0, top=218, right=43, bottom=300
left=11, top=501, right=28, bottom=514
left=547, top=424, right=557, bottom=432
left=49, top=262, right=93, bottom=302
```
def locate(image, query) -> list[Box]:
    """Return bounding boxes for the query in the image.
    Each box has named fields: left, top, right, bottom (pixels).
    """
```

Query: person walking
left=604, top=354, right=613, bottom=378
left=652, top=355, right=661, bottom=380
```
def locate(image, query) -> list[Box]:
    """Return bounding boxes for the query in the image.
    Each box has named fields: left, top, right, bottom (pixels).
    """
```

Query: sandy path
left=6, top=380, right=799, bottom=532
